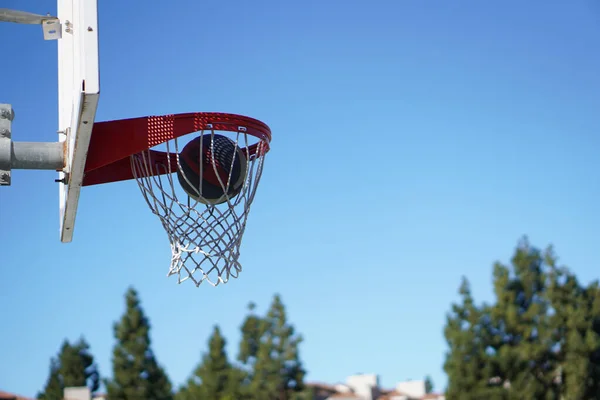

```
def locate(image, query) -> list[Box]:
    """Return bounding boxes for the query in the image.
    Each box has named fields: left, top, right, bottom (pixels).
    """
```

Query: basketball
left=177, top=134, right=247, bottom=205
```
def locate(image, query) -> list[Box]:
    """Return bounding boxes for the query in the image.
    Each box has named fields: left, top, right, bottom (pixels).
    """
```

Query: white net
left=131, top=127, right=268, bottom=286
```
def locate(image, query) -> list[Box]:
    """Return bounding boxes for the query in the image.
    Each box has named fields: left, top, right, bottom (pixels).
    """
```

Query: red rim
left=82, top=112, right=271, bottom=187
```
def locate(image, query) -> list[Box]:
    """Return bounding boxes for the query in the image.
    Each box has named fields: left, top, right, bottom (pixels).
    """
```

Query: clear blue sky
left=1, top=0, right=599, bottom=397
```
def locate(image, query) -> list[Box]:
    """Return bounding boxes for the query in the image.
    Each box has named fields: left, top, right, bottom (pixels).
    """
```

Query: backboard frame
left=57, top=0, right=100, bottom=242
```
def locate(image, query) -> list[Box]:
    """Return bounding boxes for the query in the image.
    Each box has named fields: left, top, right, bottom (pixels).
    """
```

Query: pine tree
left=37, top=338, right=100, bottom=399
left=244, top=295, right=306, bottom=400
left=59, top=338, right=100, bottom=391
left=424, top=375, right=434, bottom=393
left=177, top=325, right=240, bottom=400
left=444, top=238, right=600, bottom=399
left=444, top=278, right=501, bottom=400
left=105, top=287, right=173, bottom=400
left=585, top=282, right=600, bottom=398
left=547, top=263, right=600, bottom=399
left=487, top=239, right=555, bottom=398
left=38, top=358, right=62, bottom=400
left=238, top=302, right=267, bottom=366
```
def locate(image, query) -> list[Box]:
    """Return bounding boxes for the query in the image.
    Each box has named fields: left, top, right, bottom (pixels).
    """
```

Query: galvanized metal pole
left=0, top=104, right=65, bottom=186
left=11, top=141, right=64, bottom=170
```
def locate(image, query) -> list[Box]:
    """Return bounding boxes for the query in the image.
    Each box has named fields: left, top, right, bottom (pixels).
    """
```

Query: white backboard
left=57, top=0, right=100, bottom=242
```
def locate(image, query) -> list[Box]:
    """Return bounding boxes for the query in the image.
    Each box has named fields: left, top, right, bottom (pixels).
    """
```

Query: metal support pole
left=0, top=104, right=65, bottom=186
left=11, top=142, right=64, bottom=170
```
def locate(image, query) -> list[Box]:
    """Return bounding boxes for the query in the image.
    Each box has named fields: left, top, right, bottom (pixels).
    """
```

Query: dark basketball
left=177, top=134, right=247, bottom=205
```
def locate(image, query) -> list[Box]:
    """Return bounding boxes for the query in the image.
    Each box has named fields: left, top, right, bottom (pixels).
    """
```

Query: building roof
left=307, top=382, right=338, bottom=390
left=0, top=391, right=34, bottom=400
left=377, top=390, right=410, bottom=399
left=328, top=392, right=362, bottom=399
left=422, top=394, right=444, bottom=399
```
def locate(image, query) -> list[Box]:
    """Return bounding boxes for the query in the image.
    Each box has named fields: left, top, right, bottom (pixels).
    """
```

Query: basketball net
left=130, top=128, right=268, bottom=287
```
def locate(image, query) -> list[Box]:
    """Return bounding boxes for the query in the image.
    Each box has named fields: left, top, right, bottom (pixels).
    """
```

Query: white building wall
left=395, top=380, right=426, bottom=399
left=346, top=374, right=379, bottom=400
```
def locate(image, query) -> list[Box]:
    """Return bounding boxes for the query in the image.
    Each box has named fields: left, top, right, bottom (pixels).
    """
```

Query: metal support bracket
left=0, top=104, right=13, bottom=185
left=0, top=8, right=61, bottom=40
left=0, top=104, right=65, bottom=186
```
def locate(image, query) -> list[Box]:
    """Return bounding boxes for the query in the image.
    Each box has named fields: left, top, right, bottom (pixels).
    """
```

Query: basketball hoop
left=2, top=2, right=273, bottom=288
left=82, top=112, right=271, bottom=286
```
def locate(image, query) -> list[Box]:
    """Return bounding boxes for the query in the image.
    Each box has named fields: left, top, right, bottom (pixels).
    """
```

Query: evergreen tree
left=238, top=302, right=267, bottom=366
left=243, top=294, right=306, bottom=400
left=37, top=338, right=100, bottom=399
left=585, top=282, right=600, bottom=397
left=105, top=287, right=173, bottom=400
left=444, top=278, right=502, bottom=400
left=547, top=263, right=600, bottom=399
left=424, top=375, right=434, bottom=393
left=59, top=338, right=100, bottom=391
left=177, top=325, right=241, bottom=400
left=38, top=358, right=62, bottom=400
left=487, top=240, right=555, bottom=398
left=444, top=238, right=600, bottom=399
